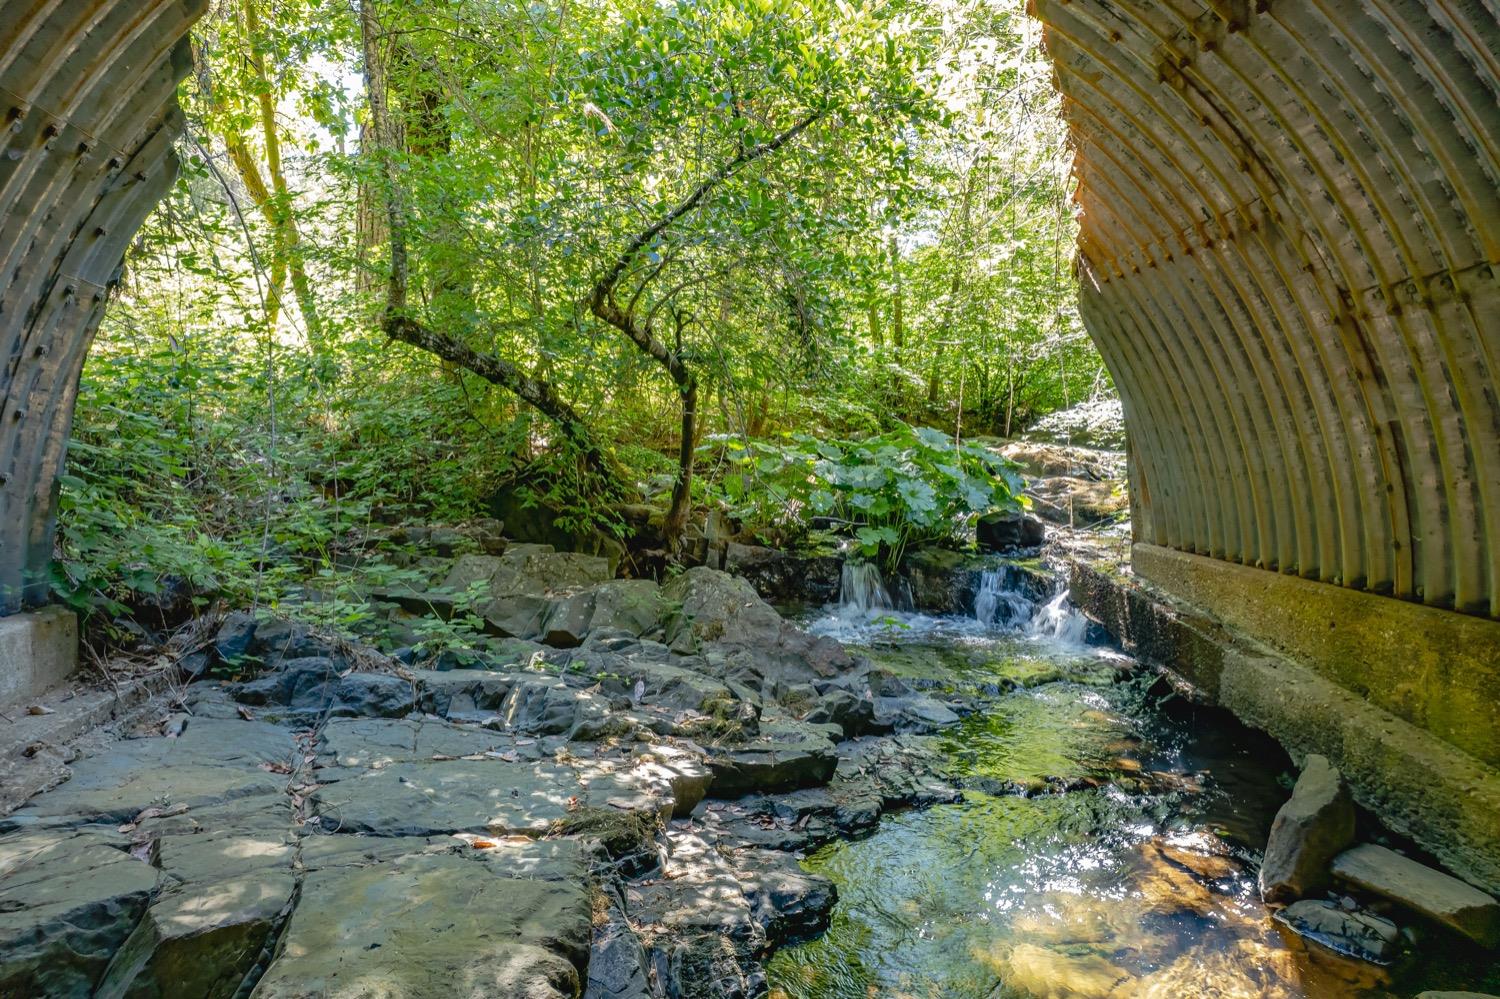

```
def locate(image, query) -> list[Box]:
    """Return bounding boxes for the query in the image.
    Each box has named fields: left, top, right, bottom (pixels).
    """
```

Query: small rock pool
left=764, top=597, right=1500, bottom=998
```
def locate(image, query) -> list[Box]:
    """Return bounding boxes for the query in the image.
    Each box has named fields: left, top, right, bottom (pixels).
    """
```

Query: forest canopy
left=58, top=0, right=1109, bottom=626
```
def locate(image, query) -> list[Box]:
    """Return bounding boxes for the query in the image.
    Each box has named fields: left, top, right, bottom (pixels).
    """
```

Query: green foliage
left=54, top=0, right=1110, bottom=629
left=707, top=425, right=1025, bottom=570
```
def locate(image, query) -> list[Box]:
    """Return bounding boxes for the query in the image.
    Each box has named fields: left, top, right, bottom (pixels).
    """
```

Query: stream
left=764, top=567, right=1500, bottom=998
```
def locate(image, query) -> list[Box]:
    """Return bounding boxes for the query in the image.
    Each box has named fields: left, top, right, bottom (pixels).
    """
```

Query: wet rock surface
left=1273, top=899, right=1402, bottom=965
left=10, top=532, right=1497, bottom=998
left=0, top=555, right=969, bottom=997
left=1259, top=753, right=1356, bottom=902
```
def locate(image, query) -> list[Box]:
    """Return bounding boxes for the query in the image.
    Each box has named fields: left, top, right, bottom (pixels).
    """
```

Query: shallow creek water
left=764, top=585, right=1500, bottom=999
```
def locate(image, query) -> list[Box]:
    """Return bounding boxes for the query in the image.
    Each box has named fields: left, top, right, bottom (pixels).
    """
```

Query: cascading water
left=837, top=561, right=894, bottom=616
left=972, top=568, right=1034, bottom=628
left=1027, top=586, right=1090, bottom=644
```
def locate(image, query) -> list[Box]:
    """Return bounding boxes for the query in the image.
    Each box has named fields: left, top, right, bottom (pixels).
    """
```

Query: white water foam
left=1027, top=586, right=1090, bottom=645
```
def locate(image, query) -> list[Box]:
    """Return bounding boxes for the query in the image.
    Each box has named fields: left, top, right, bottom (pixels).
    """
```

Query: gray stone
left=213, top=611, right=258, bottom=664
left=229, top=660, right=414, bottom=720
left=443, top=553, right=510, bottom=592
left=311, top=760, right=582, bottom=837
left=876, top=694, right=961, bottom=732
left=412, top=668, right=515, bottom=718
left=1273, top=898, right=1401, bottom=965
left=0, top=831, right=160, bottom=997
left=1331, top=843, right=1500, bottom=947
left=705, top=725, right=839, bottom=798
left=94, top=873, right=295, bottom=999
left=803, top=688, right=880, bottom=739
left=253, top=853, right=590, bottom=999
left=1258, top=753, right=1356, bottom=902
left=503, top=550, right=612, bottom=594
left=632, top=745, right=714, bottom=817
left=300, top=834, right=462, bottom=870
left=245, top=617, right=330, bottom=665
left=147, top=796, right=295, bottom=884
left=722, top=543, right=842, bottom=605
left=483, top=592, right=554, bottom=640
left=9, top=756, right=282, bottom=828
left=587, top=579, right=667, bottom=638
left=541, top=591, right=595, bottom=648
left=503, top=678, right=590, bottom=735
left=584, top=900, right=651, bottom=999
left=317, top=717, right=545, bottom=770
left=976, top=511, right=1046, bottom=552
left=661, top=567, right=852, bottom=681
left=629, top=832, right=766, bottom=999
left=734, top=849, right=838, bottom=945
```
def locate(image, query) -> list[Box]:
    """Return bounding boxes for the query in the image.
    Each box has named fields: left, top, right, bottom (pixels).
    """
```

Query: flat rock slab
left=311, top=760, right=583, bottom=837
left=8, top=763, right=283, bottom=828
left=1332, top=843, right=1500, bottom=947
left=705, top=725, right=839, bottom=798
left=310, top=757, right=670, bottom=840
left=0, top=830, right=160, bottom=997
left=95, top=872, right=296, bottom=999
left=252, top=853, right=590, bottom=999
left=317, top=716, right=537, bottom=769
left=4, top=718, right=295, bottom=830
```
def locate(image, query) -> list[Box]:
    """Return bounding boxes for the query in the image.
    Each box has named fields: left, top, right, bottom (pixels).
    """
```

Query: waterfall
left=972, top=567, right=1091, bottom=645
left=838, top=561, right=894, bottom=616
left=1027, top=587, right=1090, bottom=645
left=973, top=568, right=1033, bottom=627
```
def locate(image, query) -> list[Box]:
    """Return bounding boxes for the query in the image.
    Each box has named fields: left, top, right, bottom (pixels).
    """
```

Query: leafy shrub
left=705, top=425, right=1025, bottom=570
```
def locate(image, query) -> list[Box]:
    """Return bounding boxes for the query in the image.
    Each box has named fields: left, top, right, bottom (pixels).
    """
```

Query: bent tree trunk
left=589, top=111, right=820, bottom=551
left=381, top=312, right=615, bottom=478
left=363, top=1, right=618, bottom=490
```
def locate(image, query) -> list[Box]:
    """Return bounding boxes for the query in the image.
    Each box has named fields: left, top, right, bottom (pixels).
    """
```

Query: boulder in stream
left=976, top=511, right=1046, bottom=552
left=1258, top=753, right=1355, bottom=902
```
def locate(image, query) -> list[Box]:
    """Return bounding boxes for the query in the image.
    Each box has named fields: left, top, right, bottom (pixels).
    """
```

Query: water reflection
left=768, top=595, right=1500, bottom=999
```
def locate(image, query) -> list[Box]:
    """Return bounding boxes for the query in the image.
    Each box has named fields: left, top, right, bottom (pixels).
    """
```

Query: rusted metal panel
left=1034, top=0, right=1500, bottom=618
left=0, top=1, right=206, bottom=613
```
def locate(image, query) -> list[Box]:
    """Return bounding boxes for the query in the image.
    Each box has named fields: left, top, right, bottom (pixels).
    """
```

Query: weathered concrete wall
left=1135, top=543, right=1500, bottom=766
left=1033, top=1, right=1500, bottom=620
left=0, top=606, right=76, bottom=706
left=1071, top=559, right=1500, bottom=896
left=0, top=1, right=207, bottom=614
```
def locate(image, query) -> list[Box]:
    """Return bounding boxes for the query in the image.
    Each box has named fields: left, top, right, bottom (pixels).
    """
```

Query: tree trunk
left=589, top=111, right=821, bottom=553
left=362, top=0, right=617, bottom=491
left=239, top=0, right=322, bottom=342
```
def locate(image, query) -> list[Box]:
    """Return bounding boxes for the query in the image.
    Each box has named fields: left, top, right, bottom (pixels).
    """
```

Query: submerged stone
left=1273, top=898, right=1401, bottom=965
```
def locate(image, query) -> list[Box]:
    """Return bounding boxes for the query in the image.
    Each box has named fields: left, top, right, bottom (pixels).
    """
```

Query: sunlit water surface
left=766, top=586, right=1500, bottom=999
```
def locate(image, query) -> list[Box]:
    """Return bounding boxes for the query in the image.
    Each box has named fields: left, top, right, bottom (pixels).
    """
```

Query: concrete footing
left=1070, top=554, right=1500, bottom=897
left=0, top=607, right=78, bottom=707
